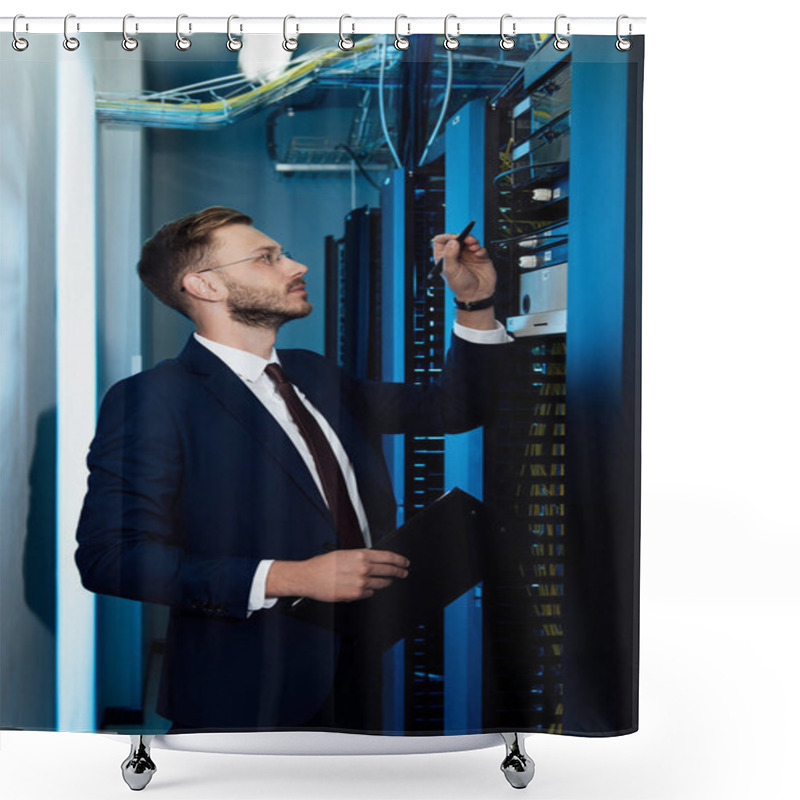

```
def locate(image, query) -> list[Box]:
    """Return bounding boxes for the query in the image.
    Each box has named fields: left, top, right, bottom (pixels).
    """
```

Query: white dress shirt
left=193, top=319, right=512, bottom=615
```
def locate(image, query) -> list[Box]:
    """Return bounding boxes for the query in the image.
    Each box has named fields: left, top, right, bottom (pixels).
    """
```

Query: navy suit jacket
left=75, top=330, right=509, bottom=730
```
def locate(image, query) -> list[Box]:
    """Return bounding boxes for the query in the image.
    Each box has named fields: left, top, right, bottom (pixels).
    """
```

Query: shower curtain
left=0, top=28, right=643, bottom=738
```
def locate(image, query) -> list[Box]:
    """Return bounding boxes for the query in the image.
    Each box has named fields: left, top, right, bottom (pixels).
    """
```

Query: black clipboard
left=282, top=487, right=491, bottom=650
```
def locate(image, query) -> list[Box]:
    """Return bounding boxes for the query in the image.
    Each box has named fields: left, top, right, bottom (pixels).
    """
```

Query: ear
left=183, top=273, right=222, bottom=300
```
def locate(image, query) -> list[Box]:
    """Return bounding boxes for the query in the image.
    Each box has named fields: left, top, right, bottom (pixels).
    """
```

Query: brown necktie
left=265, top=362, right=364, bottom=549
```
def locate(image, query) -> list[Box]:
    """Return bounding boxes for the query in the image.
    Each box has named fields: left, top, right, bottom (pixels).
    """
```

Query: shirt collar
left=193, top=332, right=280, bottom=383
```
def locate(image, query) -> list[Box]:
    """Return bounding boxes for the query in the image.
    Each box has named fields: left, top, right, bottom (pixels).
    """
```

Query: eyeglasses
left=180, top=249, right=293, bottom=292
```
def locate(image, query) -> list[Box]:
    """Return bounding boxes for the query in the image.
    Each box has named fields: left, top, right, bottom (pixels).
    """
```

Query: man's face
left=208, top=223, right=312, bottom=329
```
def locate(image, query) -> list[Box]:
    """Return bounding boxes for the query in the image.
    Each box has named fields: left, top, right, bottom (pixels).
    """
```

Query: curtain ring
left=499, top=14, right=516, bottom=50
left=616, top=15, right=632, bottom=51
left=339, top=15, right=355, bottom=50
left=227, top=15, right=243, bottom=52
left=63, top=13, right=80, bottom=51
left=282, top=15, right=299, bottom=52
left=12, top=14, right=29, bottom=52
left=394, top=15, right=410, bottom=50
left=554, top=14, right=570, bottom=51
left=122, top=14, right=138, bottom=51
left=175, top=14, right=191, bottom=50
left=443, top=14, right=460, bottom=51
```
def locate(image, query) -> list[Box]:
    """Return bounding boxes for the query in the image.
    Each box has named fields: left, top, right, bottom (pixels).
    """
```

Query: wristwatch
left=454, top=294, right=496, bottom=311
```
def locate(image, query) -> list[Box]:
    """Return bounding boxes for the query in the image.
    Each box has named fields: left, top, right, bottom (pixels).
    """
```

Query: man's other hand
left=266, top=550, right=410, bottom=603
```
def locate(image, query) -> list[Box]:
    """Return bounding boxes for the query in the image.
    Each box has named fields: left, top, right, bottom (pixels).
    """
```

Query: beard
left=222, top=277, right=312, bottom=329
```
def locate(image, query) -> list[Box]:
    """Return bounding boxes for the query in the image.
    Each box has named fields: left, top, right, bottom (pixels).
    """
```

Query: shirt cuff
left=247, top=559, right=279, bottom=617
left=453, top=318, right=514, bottom=344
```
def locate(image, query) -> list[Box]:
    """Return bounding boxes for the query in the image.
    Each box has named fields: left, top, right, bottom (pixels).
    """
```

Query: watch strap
left=454, top=294, right=496, bottom=311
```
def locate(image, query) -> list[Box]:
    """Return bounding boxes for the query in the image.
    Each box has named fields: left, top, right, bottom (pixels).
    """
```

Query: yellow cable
left=97, top=37, right=379, bottom=116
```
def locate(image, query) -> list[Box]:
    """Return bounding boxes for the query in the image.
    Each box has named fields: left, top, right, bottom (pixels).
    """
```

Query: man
left=75, top=206, right=512, bottom=733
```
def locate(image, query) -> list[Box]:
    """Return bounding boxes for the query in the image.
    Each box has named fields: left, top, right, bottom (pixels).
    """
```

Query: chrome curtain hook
left=616, top=14, right=632, bottom=51
left=394, top=15, right=410, bottom=50
left=227, top=15, right=243, bottom=51
left=63, top=13, right=80, bottom=51
left=122, top=14, right=138, bottom=51
left=443, top=14, right=460, bottom=51
left=175, top=13, right=191, bottom=50
left=282, top=15, right=299, bottom=52
left=499, top=14, right=516, bottom=50
left=554, top=14, right=570, bottom=51
left=339, top=15, right=355, bottom=50
left=12, top=14, right=29, bottom=51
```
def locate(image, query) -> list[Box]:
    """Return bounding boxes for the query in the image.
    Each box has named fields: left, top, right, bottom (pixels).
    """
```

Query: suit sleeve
left=74, top=378, right=260, bottom=620
left=350, top=329, right=513, bottom=435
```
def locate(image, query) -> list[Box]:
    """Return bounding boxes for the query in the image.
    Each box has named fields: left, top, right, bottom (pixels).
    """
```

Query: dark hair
left=136, top=206, right=253, bottom=320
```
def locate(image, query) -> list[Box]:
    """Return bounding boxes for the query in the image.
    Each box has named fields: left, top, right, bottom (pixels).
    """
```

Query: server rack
left=402, top=169, right=449, bottom=733
left=327, top=35, right=641, bottom=736
left=323, top=205, right=385, bottom=731
left=483, top=37, right=642, bottom=734
left=325, top=175, right=451, bottom=733
left=442, top=99, right=491, bottom=734
left=481, top=60, right=570, bottom=731
left=378, top=165, right=459, bottom=734
left=323, top=206, right=383, bottom=380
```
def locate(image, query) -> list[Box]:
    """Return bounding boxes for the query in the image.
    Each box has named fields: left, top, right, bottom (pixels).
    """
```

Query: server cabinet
left=483, top=35, right=643, bottom=734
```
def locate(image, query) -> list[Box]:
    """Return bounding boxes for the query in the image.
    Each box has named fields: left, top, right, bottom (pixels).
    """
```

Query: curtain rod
left=1, top=16, right=646, bottom=37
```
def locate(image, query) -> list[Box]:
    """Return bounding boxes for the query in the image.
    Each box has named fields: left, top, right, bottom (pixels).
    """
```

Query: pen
left=426, top=220, right=476, bottom=281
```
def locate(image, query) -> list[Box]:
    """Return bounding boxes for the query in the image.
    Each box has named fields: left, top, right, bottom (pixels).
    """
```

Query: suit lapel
left=177, top=335, right=333, bottom=529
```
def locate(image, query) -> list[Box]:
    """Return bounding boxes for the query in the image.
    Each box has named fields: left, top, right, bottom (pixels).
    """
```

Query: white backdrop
left=2, top=1, right=798, bottom=798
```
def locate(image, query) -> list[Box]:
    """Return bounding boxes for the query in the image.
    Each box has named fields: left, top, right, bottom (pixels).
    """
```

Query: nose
left=286, top=255, right=308, bottom=277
